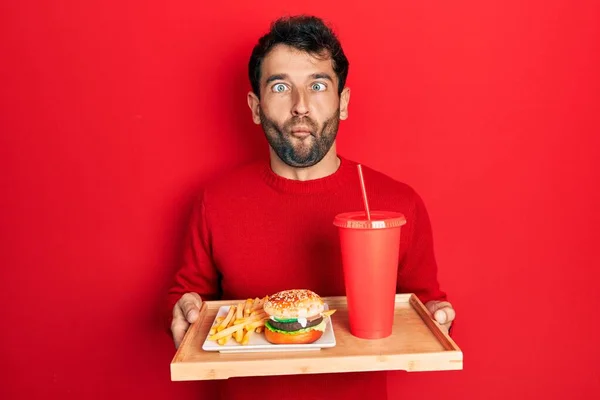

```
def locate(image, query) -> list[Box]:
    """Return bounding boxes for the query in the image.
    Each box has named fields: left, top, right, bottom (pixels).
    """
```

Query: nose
left=291, top=88, right=309, bottom=117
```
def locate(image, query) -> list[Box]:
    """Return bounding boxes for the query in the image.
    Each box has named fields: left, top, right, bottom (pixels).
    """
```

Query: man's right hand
left=171, top=292, right=203, bottom=349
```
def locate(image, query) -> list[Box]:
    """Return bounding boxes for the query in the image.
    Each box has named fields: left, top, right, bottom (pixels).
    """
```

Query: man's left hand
left=425, top=300, right=455, bottom=334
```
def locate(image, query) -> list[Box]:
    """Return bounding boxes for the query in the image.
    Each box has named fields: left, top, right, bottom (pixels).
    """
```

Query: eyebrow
left=264, top=73, right=335, bottom=85
left=265, top=74, right=289, bottom=84
left=310, top=73, right=334, bottom=82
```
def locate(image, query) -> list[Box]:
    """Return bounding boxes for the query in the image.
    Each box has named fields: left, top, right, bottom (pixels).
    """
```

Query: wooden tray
left=170, top=293, right=462, bottom=381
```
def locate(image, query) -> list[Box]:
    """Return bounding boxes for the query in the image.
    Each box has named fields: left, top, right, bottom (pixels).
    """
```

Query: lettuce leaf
left=265, top=319, right=327, bottom=335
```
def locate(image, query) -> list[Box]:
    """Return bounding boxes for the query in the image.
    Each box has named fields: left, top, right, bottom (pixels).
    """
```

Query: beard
left=259, top=108, right=340, bottom=168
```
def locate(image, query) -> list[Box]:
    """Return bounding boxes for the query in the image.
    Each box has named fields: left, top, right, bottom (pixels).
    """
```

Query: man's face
left=248, top=44, right=350, bottom=168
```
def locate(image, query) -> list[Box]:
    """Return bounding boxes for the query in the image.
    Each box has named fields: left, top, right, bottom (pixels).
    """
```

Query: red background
left=1, top=1, right=599, bottom=399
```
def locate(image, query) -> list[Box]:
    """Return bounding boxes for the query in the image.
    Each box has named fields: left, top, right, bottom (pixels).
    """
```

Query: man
left=167, top=15, right=455, bottom=399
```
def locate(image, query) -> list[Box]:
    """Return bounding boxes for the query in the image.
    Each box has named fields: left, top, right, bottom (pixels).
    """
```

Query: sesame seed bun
left=263, top=289, right=325, bottom=319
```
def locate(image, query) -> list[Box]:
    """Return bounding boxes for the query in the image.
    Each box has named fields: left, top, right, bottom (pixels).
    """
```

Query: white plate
left=202, top=304, right=336, bottom=353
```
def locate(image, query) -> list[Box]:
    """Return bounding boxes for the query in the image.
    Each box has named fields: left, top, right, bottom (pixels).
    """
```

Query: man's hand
left=425, top=300, right=455, bottom=334
left=171, top=292, right=203, bottom=349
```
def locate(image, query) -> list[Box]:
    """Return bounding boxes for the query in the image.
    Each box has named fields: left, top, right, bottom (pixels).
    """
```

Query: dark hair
left=248, top=15, right=349, bottom=98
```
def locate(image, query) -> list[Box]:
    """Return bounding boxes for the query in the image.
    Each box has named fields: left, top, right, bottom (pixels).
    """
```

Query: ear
left=339, top=87, right=351, bottom=120
left=247, top=92, right=261, bottom=125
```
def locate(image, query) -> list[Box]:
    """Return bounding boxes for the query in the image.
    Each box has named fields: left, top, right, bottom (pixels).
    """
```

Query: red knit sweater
left=166, top=155, right=446, bottom=399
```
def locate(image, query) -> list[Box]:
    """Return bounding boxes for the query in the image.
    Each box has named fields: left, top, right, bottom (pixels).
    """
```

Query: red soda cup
left=333, top=211, right=407, bottom=339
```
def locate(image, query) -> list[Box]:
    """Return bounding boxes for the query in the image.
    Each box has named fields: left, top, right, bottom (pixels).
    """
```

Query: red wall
left=1, top=1, right=599, bottom=399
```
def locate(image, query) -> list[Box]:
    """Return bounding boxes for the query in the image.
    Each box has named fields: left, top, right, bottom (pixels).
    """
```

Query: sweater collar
left=260, top=155, right=355, bottom=194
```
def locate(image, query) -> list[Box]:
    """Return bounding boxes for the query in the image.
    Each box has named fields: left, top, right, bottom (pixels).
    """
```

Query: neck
left=269, top=145, right=340, bottom=181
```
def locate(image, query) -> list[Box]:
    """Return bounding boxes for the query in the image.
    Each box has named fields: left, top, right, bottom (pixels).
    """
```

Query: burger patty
left=268, top=316, right=324, bottom=332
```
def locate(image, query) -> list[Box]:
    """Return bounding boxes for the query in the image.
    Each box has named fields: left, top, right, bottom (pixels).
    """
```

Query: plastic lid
left=333, top=211, right=407, bottom=229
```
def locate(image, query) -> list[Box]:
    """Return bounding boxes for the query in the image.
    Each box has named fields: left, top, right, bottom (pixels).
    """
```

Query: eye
left=311, top=82, right=326, bottom=91
left=272, top=83, right=288, bottom=93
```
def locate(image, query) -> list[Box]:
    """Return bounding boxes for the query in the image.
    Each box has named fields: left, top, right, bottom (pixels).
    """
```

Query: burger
left=263, top=289, right=329, bottom=344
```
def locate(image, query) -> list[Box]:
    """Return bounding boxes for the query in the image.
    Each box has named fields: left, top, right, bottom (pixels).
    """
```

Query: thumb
left=180, top=293, right=203, bottom=323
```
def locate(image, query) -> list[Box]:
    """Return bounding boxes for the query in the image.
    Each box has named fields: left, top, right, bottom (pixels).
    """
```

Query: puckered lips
left=290, top=126, right=312, bottom=138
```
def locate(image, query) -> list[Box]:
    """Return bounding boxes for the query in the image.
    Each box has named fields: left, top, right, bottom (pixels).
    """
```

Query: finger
left=442, top=306, right=456, bottom=324
left=180, top=293, right=202, bottom=323
left=172, top=319, right=189, bottom=349
left=434, top=309, right=447, bottom=324
left=171, top=305, right=190, bottom=349
left=434, top=306, right=456, bottom=325
left=427, top=301, right=452, bottom=313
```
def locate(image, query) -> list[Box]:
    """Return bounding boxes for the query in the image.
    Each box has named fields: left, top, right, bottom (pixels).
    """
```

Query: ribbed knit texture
left=166, top=155, right=446, bottom=399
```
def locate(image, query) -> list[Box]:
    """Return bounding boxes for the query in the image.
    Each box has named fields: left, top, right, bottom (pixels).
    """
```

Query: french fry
left=209, top=313, right=264, bottom=341
left=209, top=296, right=274, bottom=346
left=244, top=318, right=267, bottom=332
left=209, top=316, right=225, bottom=335
left=250, top=298, right=265, bottom=316
left=234, top=328, right=244, bottom=343
left=218, top=335, right=231, bottom=345
left=234, top=311, right=267, bottom=325
left=250, top=297, right=260, bottom=311
left=322, top=309, right=336, bottom=318
left=244, top=298, right=253, bottom=316
left=236, top=302, right=244, bottom=320
left=226, top=306, right=237, bottom=328
left=217, top=306, right=235, bottom=332
left=241, top=329, right=254, bottom=345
